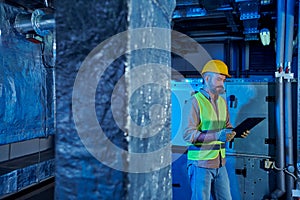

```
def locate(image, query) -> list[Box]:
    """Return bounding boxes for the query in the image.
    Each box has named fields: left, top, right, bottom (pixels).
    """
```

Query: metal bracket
left=275, top=71, right=285, bottom=78
left=283, top=72, right=294, bottom=81
left=292, top=189, right=300, bottom=197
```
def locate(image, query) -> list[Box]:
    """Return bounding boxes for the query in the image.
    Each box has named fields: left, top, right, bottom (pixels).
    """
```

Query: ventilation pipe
left=284, top=0, right=296, bottom=199
left=14, top=9, right=54, bottom=36
left=271, top=0, right=286, bottom=198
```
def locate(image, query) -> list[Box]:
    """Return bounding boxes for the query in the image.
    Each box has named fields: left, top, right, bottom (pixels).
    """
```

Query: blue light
left=172, top=7, right=206, bottom=19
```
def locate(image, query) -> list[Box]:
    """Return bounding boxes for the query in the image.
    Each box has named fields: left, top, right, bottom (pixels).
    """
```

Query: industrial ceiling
left=3, top=0, right=298, bottom=43
left=173, top=0, right=279, bottom=42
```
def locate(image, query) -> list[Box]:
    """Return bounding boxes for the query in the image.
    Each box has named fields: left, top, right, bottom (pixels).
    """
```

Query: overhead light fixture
left=261, top=0, right=271, bottom=5
left=260, top=28, right=271, bottom=45
left=172, top=6, right=206, bottom=19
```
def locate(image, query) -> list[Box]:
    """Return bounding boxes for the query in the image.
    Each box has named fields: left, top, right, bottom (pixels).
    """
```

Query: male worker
left=182, top=59, right=249, bottom=200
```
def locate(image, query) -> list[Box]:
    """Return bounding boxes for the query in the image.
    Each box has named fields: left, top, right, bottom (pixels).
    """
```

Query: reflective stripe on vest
left=188, top=142, right=226, bottom=160
left=187, top=92, right=227, bottom=161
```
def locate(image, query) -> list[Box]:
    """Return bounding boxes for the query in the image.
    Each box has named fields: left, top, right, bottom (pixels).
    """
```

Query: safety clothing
left=201, top=59, right=231, bottom=77
left=187, top=92, right=227, bottom=161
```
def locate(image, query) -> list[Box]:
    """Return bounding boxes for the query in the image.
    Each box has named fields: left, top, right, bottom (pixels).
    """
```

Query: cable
left=272, top=162, right=284, bottom=171
left=40, top=41, right=54, bottom=69
left=272, top=162, right=298, bottom=181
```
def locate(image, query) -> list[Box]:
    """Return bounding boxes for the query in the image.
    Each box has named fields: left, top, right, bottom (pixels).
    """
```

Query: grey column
left=127, top=0, right=175, bottom=200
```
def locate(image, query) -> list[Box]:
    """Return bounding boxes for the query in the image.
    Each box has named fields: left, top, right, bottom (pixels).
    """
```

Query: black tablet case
left=233, top=117, right=265, bottom=138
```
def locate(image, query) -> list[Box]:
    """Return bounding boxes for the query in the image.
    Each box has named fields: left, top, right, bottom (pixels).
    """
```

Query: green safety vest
left=187, top=92, right=227, bottom=161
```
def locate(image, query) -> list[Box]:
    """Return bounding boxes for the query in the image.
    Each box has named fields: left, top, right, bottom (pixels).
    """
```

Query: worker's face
left=206, top=73, right=226, bottom=95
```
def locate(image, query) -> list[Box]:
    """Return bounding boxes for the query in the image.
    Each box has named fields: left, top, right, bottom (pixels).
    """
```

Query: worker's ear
left=204, top=74, right=210, bottom=82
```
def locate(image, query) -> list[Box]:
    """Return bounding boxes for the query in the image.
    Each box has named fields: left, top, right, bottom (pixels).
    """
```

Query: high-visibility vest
left=187, top=92, right=227, bottom=161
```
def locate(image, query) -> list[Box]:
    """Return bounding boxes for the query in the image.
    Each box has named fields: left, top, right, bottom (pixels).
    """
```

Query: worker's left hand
left=241, top=130, right=250, bottom=138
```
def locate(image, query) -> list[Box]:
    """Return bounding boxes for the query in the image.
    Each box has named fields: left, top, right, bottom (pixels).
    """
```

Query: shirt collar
left=200, top=88, right=220, bottom=102
left=199, top=88, right=211, bottom=100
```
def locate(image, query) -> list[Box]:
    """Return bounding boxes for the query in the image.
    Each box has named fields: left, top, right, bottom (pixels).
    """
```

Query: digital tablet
left=233, top=117, right=265, bottom=138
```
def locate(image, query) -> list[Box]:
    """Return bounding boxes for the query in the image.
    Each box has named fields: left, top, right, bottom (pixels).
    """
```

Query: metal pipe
left=14, top=13, right=33, bottom=34
left=44, top=0, right=49, bottom=7
left=36, top=14, right=55, bottom=32
left=243, top=42, right=250, bottom=76
left=284, top=80, right=295, bottom=200
left=193, top=36, right=244, bottom=42
left=296, top=0, right=300, bottom=195
left=276, top=0, right=285, bottom=71
left=271, top=78, right=286, bottom=199
left=284, top=0, right=295, bottom=73
left=270, top=0, right=286, bottom=198
left=14, top=9, right=54, bottom=36
left=284, top=0, right=296, bottom=199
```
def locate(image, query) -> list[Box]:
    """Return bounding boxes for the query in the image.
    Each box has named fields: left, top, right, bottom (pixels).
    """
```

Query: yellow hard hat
left=201, top=60, right=231, bottom=77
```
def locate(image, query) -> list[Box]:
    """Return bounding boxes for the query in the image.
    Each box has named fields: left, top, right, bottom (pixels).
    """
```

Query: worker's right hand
left=216, top=129, right=235, bottom=142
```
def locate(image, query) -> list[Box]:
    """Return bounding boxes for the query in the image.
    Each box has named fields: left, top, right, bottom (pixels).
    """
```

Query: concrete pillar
left=127, top=0, right=175, bottom=199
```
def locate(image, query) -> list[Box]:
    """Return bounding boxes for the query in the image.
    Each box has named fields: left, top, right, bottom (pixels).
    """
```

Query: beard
left=211, top=86, right=225, bottom=95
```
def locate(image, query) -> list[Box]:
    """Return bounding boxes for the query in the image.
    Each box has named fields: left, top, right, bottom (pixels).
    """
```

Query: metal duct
left=271, top=0, right=286, bottom=198
left=55, top=1, right=128, bottom=199
left=284, top=0, right=296, bottom=199
left=0, top=3, right=55, bottom=144
left=14, top=9, right=54, bottom=36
